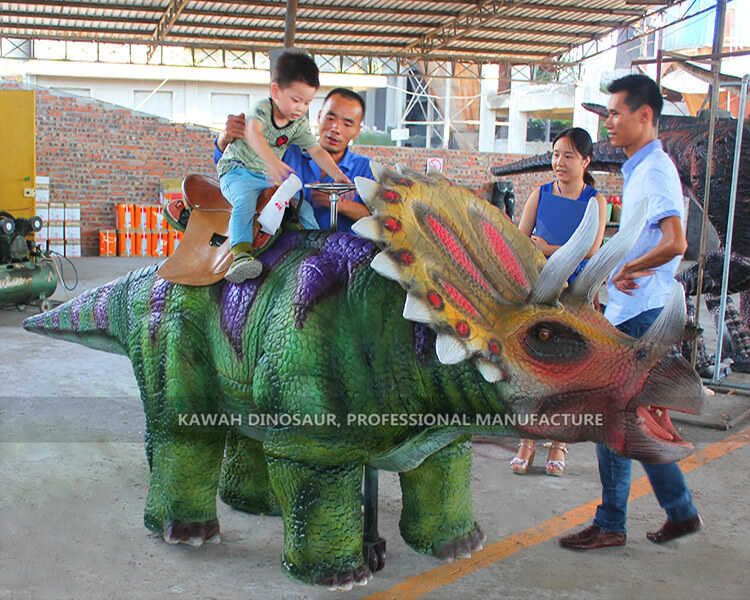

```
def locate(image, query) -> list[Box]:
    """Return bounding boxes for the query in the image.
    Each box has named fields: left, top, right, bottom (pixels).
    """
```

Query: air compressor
left=0, top=211, right=57, bottom=311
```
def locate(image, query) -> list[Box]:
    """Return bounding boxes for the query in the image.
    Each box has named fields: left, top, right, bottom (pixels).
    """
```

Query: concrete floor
left=2, top=257, right=749, bottom=600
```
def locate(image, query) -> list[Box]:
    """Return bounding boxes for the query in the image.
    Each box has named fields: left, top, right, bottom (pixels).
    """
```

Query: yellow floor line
left=365, top=426, right=750, bottom=600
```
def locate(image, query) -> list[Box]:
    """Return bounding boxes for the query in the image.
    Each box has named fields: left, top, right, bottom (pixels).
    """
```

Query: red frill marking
left=426, top=215, right=494, bottom=293
left=488, top=339, right=501, bottom=355
left=398, top=250, right=415, bottom=265
left=394, top=177, right=413, bottom=187
left=384, top=218, right=402, bottom=232
left=441, top=280, right=479, bottom=318
left=427, top=291, right=444, bottom=309
left=481, top=221, right=528, bottom=288
left=456, top=320, right=470, bottom=338
left=382, top=189, right=401, bottom=202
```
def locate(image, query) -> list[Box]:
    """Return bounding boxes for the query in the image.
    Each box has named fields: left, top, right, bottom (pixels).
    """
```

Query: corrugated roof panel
left=0, top=0, right=673, bottom=63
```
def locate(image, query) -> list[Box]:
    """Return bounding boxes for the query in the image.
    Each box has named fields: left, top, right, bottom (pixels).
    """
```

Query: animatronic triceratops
left=23, top=165, right=703, bottom=589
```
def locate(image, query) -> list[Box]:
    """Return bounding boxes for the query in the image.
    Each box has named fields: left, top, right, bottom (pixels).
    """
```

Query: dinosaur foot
left=163, top=519, right=221, bottom=547
left=364, top=536, right=386, bottom=573
left=434, top=523, right=485, bottom=561
left=316, top=565, right=373, bottom=591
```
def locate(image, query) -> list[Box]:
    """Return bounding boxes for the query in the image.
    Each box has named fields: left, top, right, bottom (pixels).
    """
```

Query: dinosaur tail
left=22, top=264, right=160, bottom=356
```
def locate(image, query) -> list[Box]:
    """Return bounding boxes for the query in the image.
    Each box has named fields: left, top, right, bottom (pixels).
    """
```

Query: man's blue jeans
left=593, top=308, right=698, bottom=534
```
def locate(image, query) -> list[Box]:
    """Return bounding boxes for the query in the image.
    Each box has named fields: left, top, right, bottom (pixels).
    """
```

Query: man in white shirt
left=560, top=74, right=702, bottom=550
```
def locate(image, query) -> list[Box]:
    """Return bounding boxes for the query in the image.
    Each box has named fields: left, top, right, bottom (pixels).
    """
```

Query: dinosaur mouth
left=618, top=354, right=703, bottom=462
left=515, top=354, right=703, bottom=463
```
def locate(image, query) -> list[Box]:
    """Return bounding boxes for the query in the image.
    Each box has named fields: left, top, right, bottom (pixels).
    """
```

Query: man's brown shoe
left=559, top=525, right=626, bottom=550
left=646, top=514, right=702, bottom=544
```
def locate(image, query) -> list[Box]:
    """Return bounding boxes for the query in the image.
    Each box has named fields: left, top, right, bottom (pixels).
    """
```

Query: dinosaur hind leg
left=398, top=436, right=485, bottom=560
left=219, top=432, right=281, bottom=515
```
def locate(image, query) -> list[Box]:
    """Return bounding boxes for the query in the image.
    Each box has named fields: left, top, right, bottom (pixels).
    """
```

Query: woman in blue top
left=511, top=127, right=608, bottom=476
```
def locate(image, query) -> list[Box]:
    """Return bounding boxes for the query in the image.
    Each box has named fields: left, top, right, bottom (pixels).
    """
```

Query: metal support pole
left=328, top=191, right=339, bottom=232
left=284, top=0, right=298, bottom=48
left=443, top=75, right=452, bottom=149
left=712, top=75, right=748, bottom=382
left=690, top=0, right=727, bottom=367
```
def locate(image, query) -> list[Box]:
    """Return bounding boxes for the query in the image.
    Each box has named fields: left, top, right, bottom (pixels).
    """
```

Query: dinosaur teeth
left=369, top=161, right=387, bottom=181
left=403, top=293, right=433, bottom=323
left=370, top=251, right=404, bottom=282
left=475, top=358, right=505, bottom=383
left=355, top=176, right=379, bottom=204
left=436, top=333, right=470, bottom=365
left=351, top=216, right=384, bottom=241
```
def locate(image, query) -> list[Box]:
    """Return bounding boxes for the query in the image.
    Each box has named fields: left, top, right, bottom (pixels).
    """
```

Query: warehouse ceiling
left=1, top=0, right=679, bottom=66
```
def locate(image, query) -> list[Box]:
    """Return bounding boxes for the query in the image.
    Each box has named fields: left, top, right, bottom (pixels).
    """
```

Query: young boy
left=217, top=51, right=351, bottom=282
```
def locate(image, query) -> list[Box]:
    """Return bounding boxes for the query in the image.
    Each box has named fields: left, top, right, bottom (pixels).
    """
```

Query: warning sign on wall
left=426, top=157, right=444, bottom=173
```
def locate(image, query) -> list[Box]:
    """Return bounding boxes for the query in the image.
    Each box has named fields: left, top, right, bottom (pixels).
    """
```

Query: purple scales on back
left=292, top=233, right=377, bottom=328
left=220, top=231, right=306, bottom=356
left=149, top=278, right=173, bottom=341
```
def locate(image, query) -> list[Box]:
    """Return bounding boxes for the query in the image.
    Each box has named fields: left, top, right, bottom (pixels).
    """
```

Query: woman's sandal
left=510, top=440, right=536, bottom=474
left=545, top=442, right=568, bottom=477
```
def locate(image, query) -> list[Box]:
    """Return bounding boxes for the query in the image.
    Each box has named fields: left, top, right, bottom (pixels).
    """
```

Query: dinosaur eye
left=523, top=322, right=589, bottom=364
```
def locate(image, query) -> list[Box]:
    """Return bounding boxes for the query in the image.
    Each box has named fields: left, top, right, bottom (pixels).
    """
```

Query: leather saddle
left=157, top=174, right=282, bottom=286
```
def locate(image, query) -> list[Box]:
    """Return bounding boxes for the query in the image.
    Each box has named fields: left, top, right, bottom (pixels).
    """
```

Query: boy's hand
left=268, top=160, right=295, bottom=185
left=334, top=173, right=352, bottom=185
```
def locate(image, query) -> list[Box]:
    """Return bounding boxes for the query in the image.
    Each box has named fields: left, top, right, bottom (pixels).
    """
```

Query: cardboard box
left=49, top=202, right=65, bottom=222
left=48, top=220, right=64, bottom=240
left=49, top=239, right=65, bottom=256
left=64, top=222, right=81, bottom=240
left=64, top=202, right=81, bottom=222
left=64, top=240, right=81, bottom=258
left=36, top=176, right=50, bottom=204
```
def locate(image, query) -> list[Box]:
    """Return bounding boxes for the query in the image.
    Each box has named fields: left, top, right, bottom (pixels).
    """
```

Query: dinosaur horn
left=527, top=197, right=600, bottom=305
left=567, top=197, right=649, bottom=304
left=639, top=281, right=687, bottom=346
left=369, top=161, right=387, bottom=180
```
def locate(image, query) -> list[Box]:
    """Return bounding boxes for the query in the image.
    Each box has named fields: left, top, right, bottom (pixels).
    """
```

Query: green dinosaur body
left=23, top=169, right=704, bottom=588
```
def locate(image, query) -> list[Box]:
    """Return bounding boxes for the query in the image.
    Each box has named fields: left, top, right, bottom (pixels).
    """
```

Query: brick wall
left=3, top=78, right=623, bottom=254
left=354, top=146, right=624, bottom=222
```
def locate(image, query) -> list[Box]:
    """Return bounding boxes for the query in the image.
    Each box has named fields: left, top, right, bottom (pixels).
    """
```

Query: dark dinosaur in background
left=491, top=106, right=750, bottom=373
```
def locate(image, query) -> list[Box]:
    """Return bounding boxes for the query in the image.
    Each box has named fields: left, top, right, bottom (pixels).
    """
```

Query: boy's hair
left=324, top=88, right=366, bottom=116
left=607, top=74, right=662, bottom=125
left=272, top=51, right=320, bottom=89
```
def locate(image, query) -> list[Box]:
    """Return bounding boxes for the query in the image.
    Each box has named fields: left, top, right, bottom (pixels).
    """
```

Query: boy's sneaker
left=225, top=253, right=263, bottom=282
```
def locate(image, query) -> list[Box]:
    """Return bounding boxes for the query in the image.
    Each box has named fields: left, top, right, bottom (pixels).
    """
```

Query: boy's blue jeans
left=220, top=165, right=318, bottom=249
left=593, top=307, right=699, bottom=534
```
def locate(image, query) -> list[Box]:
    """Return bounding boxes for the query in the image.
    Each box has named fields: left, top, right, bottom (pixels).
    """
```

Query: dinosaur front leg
left=219, top=431, right=281, bottom=515
left=398, top=436, right=485, bottom=560
left=266, top=456, right=371, bottom=590
left=144, top=429, right=225, bottom=546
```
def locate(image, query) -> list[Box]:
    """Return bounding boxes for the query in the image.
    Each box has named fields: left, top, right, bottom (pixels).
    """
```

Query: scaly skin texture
left=23, top=169, right=703, bottom=587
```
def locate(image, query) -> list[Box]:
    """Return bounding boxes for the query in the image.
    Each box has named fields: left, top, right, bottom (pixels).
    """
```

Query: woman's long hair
left=552, top=127, right=595, bottom=187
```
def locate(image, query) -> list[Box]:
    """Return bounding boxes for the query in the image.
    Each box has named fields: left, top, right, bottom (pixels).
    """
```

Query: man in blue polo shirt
left=559, top=74, right=702, bottom=551
left=215, top=87, right=373, bottom=233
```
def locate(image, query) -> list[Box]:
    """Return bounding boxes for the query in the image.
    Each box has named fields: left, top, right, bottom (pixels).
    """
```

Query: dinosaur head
left=353, top=164, right=703, bottom=464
